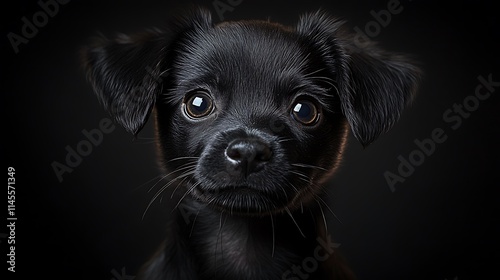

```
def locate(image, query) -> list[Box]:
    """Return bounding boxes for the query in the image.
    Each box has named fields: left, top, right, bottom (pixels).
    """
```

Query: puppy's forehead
left=174, top=21, right=310, bottom=93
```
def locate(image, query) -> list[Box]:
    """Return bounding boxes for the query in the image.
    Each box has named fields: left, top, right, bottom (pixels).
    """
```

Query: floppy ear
left=296, top=11, right=420, bottom=146
left=81, top=8, right=213, bottom=135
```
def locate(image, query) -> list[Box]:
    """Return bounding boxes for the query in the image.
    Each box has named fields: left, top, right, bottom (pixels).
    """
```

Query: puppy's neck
left=172, top=198, right=347, bottom=280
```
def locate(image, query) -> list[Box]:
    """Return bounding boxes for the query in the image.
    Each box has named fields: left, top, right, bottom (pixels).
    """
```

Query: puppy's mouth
left=190, top=183, right=292, bottom=215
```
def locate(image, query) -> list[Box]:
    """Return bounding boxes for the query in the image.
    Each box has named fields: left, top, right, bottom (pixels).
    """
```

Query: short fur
left=83, top=8, right=419, bottom=280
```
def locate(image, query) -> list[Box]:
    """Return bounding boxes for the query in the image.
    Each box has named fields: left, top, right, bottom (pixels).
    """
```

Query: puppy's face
left=156, top=21, right=348, bottom=215
left=83, top=9, right=419, bottom=216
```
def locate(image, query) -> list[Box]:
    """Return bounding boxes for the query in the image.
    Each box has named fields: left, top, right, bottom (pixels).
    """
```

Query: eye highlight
left=291, top=100, right=320, bottom=125
left=183, top=91, right=214, bottom=119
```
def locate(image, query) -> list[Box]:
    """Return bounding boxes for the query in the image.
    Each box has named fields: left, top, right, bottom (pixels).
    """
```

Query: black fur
left=83, top=8, right=419, bottom=280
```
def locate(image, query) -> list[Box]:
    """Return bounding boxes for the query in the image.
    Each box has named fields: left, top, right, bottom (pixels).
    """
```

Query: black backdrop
left=2, top=0, right=499, bottom=279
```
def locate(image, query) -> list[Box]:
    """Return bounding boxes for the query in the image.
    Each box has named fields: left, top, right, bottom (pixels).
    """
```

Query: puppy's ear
left=297, top=11, right=420, bottom=146
left=81, top=8, right=213, bottom=135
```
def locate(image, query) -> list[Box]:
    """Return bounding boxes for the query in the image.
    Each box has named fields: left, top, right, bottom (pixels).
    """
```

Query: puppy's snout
left=225, top=139, right=272, bottom=176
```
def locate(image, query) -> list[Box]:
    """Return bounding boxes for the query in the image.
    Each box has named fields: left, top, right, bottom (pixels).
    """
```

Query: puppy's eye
left=183, top=91, right=214, bottom=119
left=291, top=100, right=320, bottom=125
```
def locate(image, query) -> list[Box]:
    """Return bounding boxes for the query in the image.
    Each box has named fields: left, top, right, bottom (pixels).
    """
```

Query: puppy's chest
left=192, top=221, right=304, bottom=279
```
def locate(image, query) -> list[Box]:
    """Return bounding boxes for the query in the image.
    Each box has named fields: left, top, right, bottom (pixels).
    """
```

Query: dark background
left=2, top=0, right=499, bottom=279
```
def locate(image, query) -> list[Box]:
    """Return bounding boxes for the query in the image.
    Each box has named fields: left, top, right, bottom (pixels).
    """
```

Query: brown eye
left=183, top=91, right=214, bottom=119
left=291, top=100, right=320, bottom=125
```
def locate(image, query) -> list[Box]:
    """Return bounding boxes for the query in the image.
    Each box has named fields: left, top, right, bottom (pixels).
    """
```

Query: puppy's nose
left=225, top=139, right=272, bottom=176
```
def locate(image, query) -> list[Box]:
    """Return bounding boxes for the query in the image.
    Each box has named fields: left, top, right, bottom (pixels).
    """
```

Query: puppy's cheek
left=195, top=147, right=229, bottom=187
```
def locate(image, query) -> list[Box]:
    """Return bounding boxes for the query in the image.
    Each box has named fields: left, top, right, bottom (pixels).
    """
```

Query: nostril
left=225, top=145, right=244, bottom=161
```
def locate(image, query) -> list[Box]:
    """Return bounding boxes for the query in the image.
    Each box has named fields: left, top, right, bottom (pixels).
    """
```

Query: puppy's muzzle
left=192, top=128, right=294, bottom=214
left=225, top=138, right=273, bottom=178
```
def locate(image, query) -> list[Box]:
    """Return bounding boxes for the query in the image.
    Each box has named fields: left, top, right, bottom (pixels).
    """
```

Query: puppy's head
left=83, top=9, right=419, bottom=216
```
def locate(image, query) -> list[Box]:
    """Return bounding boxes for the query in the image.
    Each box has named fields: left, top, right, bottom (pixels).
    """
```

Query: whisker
left=291, top=163, right=328, bottom=172
left=147, top=174, right=171, bottom=194
left=214, top=212, right=227, bottom=277
left=167, top=156, right=199, bottom=163
left=147, top=162, right=196, bottom=193
left=289, top=170, right=311, bottom=184
left=316, top=198, right=328, bottom=235
left=278, top=183, right=289, bottom=200
left=189, top=209, right=201, bottom=237
left=316, top=195, right=342, bottom=224
left=283, top=177, right=299, bottom=194
left=172, top=180, right=200, bottom=211
left=170, top=167, right=197, bottom=198
left=285, top=207, right=305, bottom=238
left=145, top=172, right=193, bottom=213
left=143, top=170, right=195, bottom=219
left=130, top=174, right=164, bottom=192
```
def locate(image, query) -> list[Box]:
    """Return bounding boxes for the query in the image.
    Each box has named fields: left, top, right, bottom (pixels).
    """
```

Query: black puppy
left=83, top=8, right=419, bottom=280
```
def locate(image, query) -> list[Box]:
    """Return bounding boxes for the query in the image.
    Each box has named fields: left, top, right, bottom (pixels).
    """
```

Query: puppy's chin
left=189, top=181, right=309, bottom=216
